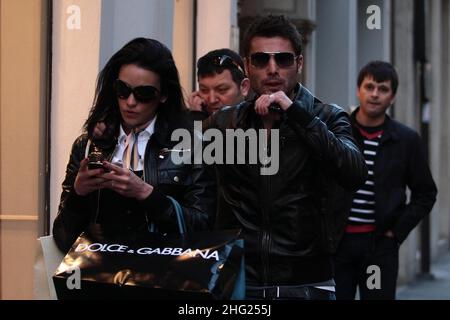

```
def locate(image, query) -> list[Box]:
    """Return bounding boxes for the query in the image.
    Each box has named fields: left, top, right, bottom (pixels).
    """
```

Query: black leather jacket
left=53, top=115, right=216, bottom=252
left=204, top=85, right=367, bottom=286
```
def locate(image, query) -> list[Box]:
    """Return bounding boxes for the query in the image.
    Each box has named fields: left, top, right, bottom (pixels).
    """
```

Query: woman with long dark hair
left=53, top=38, right=216, bottom=252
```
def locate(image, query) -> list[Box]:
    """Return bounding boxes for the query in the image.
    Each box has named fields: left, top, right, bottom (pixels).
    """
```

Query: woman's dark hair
left=84, top=37, right=186, bottom=143
left=242, top=15, right=303, bottom=58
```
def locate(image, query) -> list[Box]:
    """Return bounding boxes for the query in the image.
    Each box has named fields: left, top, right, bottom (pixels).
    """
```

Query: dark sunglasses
left=210, top=55, right=246, bottom=76
left=114, top=79, right=160, bottom=103
left=249, top=52, right=299, bottom=68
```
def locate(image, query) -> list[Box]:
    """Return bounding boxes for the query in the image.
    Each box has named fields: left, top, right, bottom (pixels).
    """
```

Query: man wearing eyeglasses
left=204, top=15, right=367, bottom=300
left=188, top=48, right=250, bottom=119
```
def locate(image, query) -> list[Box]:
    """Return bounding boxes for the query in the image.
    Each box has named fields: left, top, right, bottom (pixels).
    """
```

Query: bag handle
left=167, top=196, right=187, bottom=234
left=148, top=196, right=186, bottom=234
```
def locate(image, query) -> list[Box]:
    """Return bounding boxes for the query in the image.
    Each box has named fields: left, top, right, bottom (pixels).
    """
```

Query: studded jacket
left=53, top=115, right=217, bottom=252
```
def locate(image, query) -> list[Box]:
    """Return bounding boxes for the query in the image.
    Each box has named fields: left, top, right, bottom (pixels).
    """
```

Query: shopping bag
left=53, top=197, right=245, bottom=299
left=52, top=225, right=244, bottom=299
left=34, top=236, right=66, bottom=300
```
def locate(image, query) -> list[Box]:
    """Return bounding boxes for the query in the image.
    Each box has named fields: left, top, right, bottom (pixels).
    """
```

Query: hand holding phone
left=87, top=148, right=105, bottom=171
left=268, top=103, right=283, bottom=113
left=188, top=91, right=207, bottom=112
left=88, top=161, right=105, bottom=171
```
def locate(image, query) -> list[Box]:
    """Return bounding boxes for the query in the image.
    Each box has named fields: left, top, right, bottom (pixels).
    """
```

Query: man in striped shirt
left=333, top=61, right=437, bottom=300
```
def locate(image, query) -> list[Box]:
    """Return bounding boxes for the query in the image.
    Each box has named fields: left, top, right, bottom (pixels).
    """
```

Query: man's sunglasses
left=114, top=79, right=160, bottom=103
left=249, top=52, right=299, bottom=69
left=209, top=55, right=246, bottom=76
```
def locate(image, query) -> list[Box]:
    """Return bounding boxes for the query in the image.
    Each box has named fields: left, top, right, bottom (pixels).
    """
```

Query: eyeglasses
left=210, top=55, right=246, bottom=76
left=114, top=79, right=160, bottom=103
left=249, top=52, right=299, bottom=69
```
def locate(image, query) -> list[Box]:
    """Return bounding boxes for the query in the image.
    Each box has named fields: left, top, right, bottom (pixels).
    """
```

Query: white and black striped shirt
left=347, top=125, right=383, bottom=232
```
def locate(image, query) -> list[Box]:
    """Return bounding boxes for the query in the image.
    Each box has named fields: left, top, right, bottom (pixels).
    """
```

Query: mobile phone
left=88, top=161, right=104, bottom=170
left=201, top=102, right=208, bottom=113
left=268, top=103, right=283, bottom=113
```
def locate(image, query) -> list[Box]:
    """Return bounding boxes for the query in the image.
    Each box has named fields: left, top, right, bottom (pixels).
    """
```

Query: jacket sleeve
left=139, top=126, right=217, bottom=232
left=52, top=135, right=92, bottom=253
left=139, top=165, right=217, bottom=232
left=286, top=101, right=368, bottom=192
left=392, top=132, right=437, bottom=243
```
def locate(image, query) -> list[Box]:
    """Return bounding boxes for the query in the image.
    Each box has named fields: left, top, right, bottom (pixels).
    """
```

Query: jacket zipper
left=261, top=204, right=270, bottom=285
left=143, top=137, right=159, bottom=226
left=261, top=131, right=272, bottom=285
left=144, top=137, right=158, bottom=186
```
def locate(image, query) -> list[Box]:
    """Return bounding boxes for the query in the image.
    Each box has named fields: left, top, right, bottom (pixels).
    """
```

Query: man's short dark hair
left=197, top=48, right=246, bottom=86
left=242, top=15, right=303, bottom=58
left=357, top=61, right=399, bottom=95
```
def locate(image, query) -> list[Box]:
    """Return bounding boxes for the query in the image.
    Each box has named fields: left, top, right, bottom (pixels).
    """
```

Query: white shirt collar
left=118, top=115, right=157, bottom=144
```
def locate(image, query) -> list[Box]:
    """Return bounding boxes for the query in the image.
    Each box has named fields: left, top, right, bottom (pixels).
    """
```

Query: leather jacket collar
left=351, top=107, right=400, bottom=143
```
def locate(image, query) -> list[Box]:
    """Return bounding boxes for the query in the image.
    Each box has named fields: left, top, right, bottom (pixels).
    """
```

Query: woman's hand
left=100, top=161, right=154, bottom=200
left=74, top=158, right=108, bottom=196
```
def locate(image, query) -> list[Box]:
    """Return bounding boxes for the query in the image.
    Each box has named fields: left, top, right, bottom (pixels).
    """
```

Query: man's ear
left=389, top=97, right=396, bottom=108
left=160, top=95, right=168, bottom=104
left=240, top=78, right=251, bottom=98
left=244, top=57, right=250, bottom=77
left=297, top=55, right=304, bottom=74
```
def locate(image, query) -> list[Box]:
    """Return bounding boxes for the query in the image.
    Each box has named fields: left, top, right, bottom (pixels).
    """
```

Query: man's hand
left=93, top=121, right=106, bottom=139
left=100, top=161, right=154, bottom=201
left=74, top=158, right=108, bottom=196
left=254, top=91, right=293, bottom=116
left=188, top=91, right=206, bottom=112
left=384, top=230, right=395, bottom=238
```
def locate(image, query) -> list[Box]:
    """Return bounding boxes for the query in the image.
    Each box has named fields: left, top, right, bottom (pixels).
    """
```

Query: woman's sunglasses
left=114, top=79, right=160, bottom=103
left=249, top=52, right=299, bottom=69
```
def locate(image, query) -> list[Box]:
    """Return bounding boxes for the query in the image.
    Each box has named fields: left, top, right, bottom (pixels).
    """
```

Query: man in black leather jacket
left=203, top=15, right=367, bottom=300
